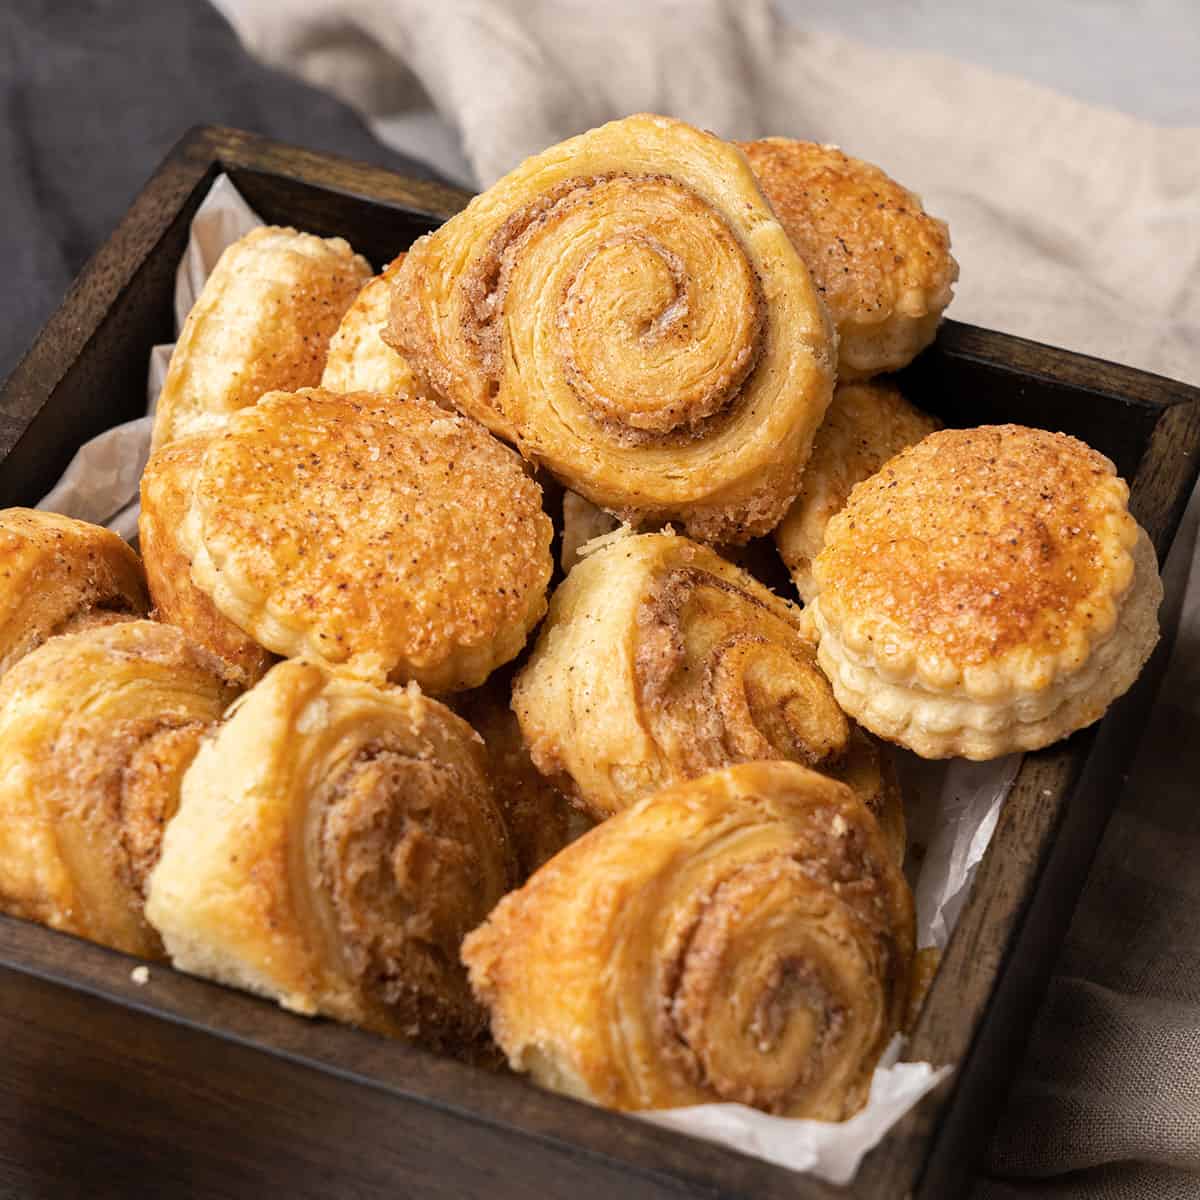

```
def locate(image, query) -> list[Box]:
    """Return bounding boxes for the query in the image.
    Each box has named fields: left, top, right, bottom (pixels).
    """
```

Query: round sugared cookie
left=810, top=424, right=1161, bottom=759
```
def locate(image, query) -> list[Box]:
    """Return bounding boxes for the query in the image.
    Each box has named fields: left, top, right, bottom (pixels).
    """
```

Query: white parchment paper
left=35, top=174, right=1019, bottom=1186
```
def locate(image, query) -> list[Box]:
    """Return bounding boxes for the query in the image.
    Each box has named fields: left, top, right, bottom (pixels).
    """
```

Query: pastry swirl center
left=660, top=859, right=863, bottom=1114
left=465, top=174, right=765, bottom=444
left=636, top=566, right=849, bottom=775
left=317, top=742, right=495, bottom=1035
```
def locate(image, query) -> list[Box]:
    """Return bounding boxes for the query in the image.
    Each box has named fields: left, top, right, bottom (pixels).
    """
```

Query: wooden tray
left=1, top=126, right=1197, bottom=1200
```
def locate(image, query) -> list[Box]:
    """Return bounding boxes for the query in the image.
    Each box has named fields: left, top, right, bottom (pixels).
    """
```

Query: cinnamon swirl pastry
left=139, top=436, right=276, bottom=688
left=320, top=255, right=431, bottom=399
left=386, top=114, right=835, bottom=543
left=151, top=226, right=371, bottom=451
left=0, top=621, right=235, bottom=958
left=811, top=425, right=1163, bottom=758
left=775, top=381, right=941, bottom=602
left=145, top=660, right=516, bottom=1053
left=739, top=139, right=958, bottom=380
left=512, top=532, right=849, bottom=820
left=462, top=760, right=915, bottom=1120
left=0, top=508, right=148, bottom=677
left=176, top=388, right=553, bottom=693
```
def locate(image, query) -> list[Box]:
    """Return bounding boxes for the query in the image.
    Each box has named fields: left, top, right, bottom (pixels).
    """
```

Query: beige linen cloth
left=214, top=1, right=1200, bottom=1194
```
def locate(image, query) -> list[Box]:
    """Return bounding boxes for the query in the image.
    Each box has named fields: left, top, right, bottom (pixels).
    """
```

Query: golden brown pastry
left=512, top=531, right=849, bottom=820
left=386, top=113, right=835, bottom=543
left=811, top=425, right=1163, bottom=759
left=0, top=621, right=236, bottom=958
left=319, top=254, right=431, bottom=399
left=0, top=508, right=148, bottom=677
left=139, top=437, right=276, bottom=688
left=463, top=761, right=915, bottom=1120
left=177, top=387, right=553, bottom=693
left=451, top=671, right=582, bottom=878
left=151, top=226, right=371, bottom=451
left=831, top=727, right=907, bottom=868
left=145, top=660, right=516, bottom=1054
left=739, top=139, right=958, bottom=380
left=775, top=381, right=942, bottom=602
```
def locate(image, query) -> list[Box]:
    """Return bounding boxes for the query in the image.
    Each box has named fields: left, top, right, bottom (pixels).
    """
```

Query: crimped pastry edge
left=814, top=527, right=1161, bottom=759
left=177, top=391, right=550, bottom=693
left=812, top=457, right=1138, bottom=695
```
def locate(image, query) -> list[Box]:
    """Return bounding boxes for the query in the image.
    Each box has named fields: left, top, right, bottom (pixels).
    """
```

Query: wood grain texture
left=0, top=125, right=1198, bottom=1200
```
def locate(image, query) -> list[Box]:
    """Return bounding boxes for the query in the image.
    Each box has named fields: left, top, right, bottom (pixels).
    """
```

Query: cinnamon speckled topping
left=814, top=424, right=1137, bottom=671
left=738, top=139, right=956, bottom=325
left=190, top=387, right=553, bottom=691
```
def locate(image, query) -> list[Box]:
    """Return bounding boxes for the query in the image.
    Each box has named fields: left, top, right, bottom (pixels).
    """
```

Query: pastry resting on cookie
left=385, top=114, right=835, bottom=544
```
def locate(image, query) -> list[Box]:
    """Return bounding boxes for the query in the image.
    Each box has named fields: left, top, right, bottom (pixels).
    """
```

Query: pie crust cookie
left=810, top=424, right=1162, bottom=759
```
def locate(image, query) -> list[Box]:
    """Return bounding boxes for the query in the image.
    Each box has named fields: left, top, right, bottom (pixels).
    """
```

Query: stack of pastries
left=0, top=115, right=1161, bottom=1123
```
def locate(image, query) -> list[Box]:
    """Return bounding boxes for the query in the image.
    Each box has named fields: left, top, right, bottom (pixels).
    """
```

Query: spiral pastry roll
left=386, top=113, right=835, bottom=543
left=451, top=672, right=581, bottom=879
left=513, top=532, right=849, bottom=820
left=463, top=760, right=915, bottom=1120
left=151, top=226, right=371, bottom=451
left=775, top=382, right=941, bottom=602
left=175, top=388, right=553, bottom=693
left=140, top=437, right=276, bottom=688
left=0, top=621, right=236, bottom=958
left=146, top=660, right=516, bottom=1052
left=811, top=425, right=1163, bottom=759
left=320, top=255, right=431, bottom=400
left=739, top=139, right=958, bottom=380
left=0, top=508, right=148, bottom=677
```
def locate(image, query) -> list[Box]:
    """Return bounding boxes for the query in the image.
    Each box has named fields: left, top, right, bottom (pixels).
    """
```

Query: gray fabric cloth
left=210, top=2, right=1200, bottom=1194
left=0, top=0, right=440, bottom=384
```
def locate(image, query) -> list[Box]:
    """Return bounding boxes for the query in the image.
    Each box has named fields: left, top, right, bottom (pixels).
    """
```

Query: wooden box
left=1, top=127, right=1197, bottom=1200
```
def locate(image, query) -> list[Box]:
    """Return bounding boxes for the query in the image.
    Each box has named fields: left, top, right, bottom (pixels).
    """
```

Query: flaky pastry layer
left=0, top=620, right=235, bottom=957
left=386, top=114, right=835, bottom=543
left=815, top=527, right=1161, bottom=758
left=146, top=660, right=516, bottom=1054
left=513, top=531, right=849, bottom=820
left=140, top=436, right=276, bottom=688
left=738, top=138, right=958, bottom=380
left=0, top=508, right=148, bottom=678
left=463, top=761, right=914, bottom=1121
left=151, top=226, right=371, bottom=451
left=813, top=426, right=1148, bottom=696
left=775, top=382, right=941, bottom=602
left=320, top=255, right=431, bottom=399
